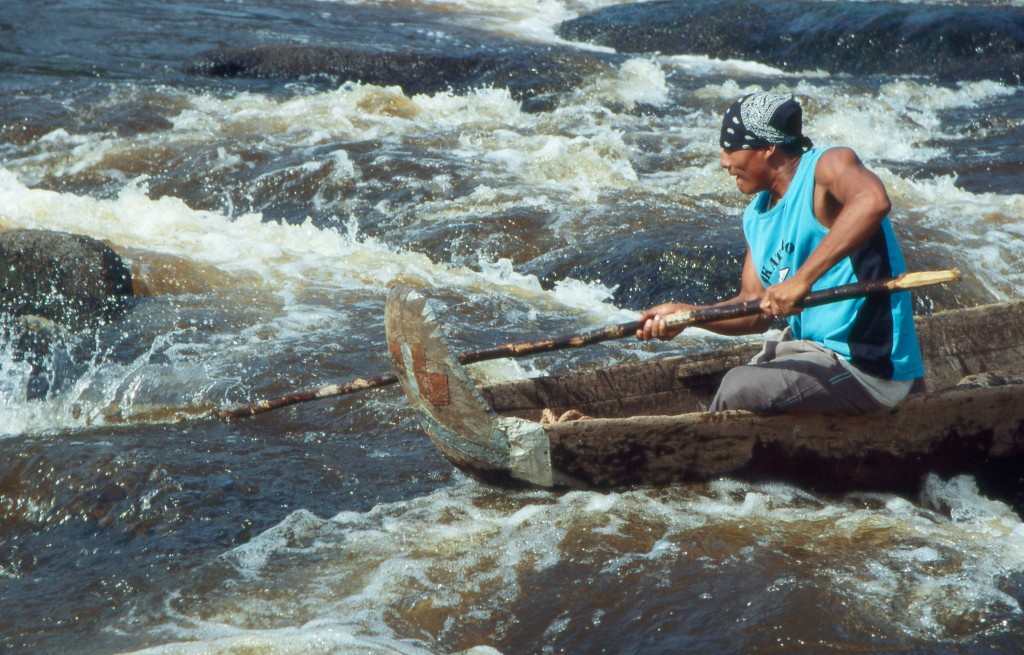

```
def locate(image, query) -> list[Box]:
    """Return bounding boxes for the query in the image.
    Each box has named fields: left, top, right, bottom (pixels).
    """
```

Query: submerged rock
left=0, top=229, right=134, bottom=399
left=558, top=0, right=1024, bottom=84
left=184, top=42, right=616, bottom=111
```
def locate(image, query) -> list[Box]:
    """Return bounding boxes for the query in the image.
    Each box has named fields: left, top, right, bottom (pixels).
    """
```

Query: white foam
left=804, top=79, right=1017, bottom=163
left=663, top=54, right=787, bottom=78
left=885, top=173, right=1024, bottom=297
left=116, top=624, right=447, bottom=655
left=573, top=57, right=670, bottom=110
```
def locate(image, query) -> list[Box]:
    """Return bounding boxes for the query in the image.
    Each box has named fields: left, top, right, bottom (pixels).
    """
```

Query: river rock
left=184, top=43, right=616, bottom=112
left=557, top=0, right=1024, bottom=84
left=0, top=228, right=134, bottom=332
left=0, top=229, right=134, bottom=399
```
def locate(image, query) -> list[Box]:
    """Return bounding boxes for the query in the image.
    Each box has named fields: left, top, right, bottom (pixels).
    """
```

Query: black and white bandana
left=719, top=92, right=813, bottom=152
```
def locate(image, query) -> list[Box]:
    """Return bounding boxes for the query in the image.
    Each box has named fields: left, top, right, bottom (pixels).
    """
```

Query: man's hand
left=636, top=303, right=696, bottom=341
left=759, top=275, right=811, bottom=318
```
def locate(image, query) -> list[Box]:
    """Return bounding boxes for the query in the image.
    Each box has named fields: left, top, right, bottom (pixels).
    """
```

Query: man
left=638, top=92, right=923, bottom=414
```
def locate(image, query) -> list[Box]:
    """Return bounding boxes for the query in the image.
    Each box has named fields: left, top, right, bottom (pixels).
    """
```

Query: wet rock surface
left=0, top=228, right=134, bottom=331
left=186, top=40, right=618, bottom=111
left=557, top=0, right=1024, bottom=84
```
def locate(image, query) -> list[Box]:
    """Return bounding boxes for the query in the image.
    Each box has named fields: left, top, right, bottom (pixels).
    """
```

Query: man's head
left=719, top=92, right=813, bottom=154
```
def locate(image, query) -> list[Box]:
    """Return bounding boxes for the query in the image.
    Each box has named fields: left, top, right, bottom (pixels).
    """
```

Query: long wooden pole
left=216, top=269, right=960, bottom=419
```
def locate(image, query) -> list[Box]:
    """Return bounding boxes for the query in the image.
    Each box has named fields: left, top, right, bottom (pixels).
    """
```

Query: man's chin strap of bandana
left=720, top=93, right=814, bottom=152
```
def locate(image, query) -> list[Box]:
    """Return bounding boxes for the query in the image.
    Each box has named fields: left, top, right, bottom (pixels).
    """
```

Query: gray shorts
left=709, top=332, right=888, bottom=415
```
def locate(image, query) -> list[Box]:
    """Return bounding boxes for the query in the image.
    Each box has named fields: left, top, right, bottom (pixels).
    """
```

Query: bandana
left=720, top=93, right=813, bottom=152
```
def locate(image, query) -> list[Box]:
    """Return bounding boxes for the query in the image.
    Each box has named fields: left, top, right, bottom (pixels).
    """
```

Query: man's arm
left=637, top=248, right=771, bottom=340
left=760, top=147, right=892, bottom=317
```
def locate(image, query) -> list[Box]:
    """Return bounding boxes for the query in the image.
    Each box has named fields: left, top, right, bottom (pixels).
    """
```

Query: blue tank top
left=742, top=148, right=924, bottom=381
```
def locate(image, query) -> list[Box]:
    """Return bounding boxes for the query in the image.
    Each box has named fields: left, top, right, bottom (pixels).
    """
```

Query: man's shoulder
left=814, top=146, right=860, bottom=166
left=812, top=146, right=865, bottom=181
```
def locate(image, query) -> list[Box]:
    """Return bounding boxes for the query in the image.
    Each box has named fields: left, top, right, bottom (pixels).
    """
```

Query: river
left=2, top=0, right=1024, bottom=652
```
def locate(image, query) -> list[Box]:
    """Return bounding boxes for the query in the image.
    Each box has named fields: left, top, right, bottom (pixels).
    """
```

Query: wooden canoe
left=384, top=286, right=1024, bottom=497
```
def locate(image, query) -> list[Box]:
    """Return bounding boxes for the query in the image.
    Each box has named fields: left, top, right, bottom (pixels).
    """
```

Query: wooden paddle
left=217, top=269, right=960, bottom=419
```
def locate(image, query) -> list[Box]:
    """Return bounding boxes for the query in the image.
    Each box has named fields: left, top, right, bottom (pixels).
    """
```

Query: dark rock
left=185, top=44, right=484, bottom=95
left=184, top=42, right=617, bottom=109
left=0, top=229, right=134, bottom=332
left=1, top=229, right=134, bottom=400
left=557, top=0, right=1024, bottom=84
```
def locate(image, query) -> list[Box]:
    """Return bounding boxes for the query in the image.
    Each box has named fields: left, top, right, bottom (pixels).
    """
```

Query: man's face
left=719, top=148, right=770, bottom=195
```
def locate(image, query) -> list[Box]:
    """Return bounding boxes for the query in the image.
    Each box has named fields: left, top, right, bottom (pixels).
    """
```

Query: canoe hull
left=385, top=286, right=1024, bottom=496
left=546, top=384, right=1024, bottom=495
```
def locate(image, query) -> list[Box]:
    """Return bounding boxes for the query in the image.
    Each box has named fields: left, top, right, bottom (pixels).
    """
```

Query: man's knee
left=710, top=366, right=774, bottom=412
left=710, top=359, right=885, bottom=415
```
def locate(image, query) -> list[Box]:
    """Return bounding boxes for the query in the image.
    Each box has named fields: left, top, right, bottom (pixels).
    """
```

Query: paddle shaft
left=217, top=269, right=959, bottom=418
left=460, top=269, right=960, bottom=360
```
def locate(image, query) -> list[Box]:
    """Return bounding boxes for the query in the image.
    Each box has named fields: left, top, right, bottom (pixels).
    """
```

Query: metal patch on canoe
left=500, top=417, right=553, bottom=487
